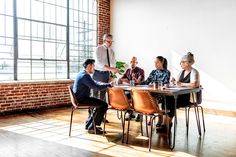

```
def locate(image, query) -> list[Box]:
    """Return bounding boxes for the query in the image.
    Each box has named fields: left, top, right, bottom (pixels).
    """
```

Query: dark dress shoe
left=130, top=113, right=135, bottom=119
left=88, top=128, right=104, bottom=134
left=156, top=123, right=173, bottom=133
left=125, top=113, right=136, bottom=121
left=156, top=123, right=162, bottom=127
left=102, top=119, right=109, bottom=123
left=156, top=125, right=167, bottom=133
left=96, top=126, right=102, bottom=130
left=135, top=114, right=142, bottom=122
left=86, top=126, right=103, bottom=131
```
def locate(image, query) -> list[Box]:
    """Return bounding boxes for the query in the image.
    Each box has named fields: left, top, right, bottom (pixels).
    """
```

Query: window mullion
left=13, top=0, right=18, bottom=80
left=66, top=0, right=70, bottom=79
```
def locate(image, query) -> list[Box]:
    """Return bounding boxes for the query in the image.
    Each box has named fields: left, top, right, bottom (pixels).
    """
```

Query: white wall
left=111, top=0, right=236, bottom=104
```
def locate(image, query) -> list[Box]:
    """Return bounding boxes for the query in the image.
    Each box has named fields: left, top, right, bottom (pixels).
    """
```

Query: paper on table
left=116, top=84, right=130, bottom=88
left=135, top=85, right=149, bottom=87
left=136, top=86, right=151, bottom=89
left=121, top=82, right=130, bottom=85
left=166, top=86, right=193, bottom=90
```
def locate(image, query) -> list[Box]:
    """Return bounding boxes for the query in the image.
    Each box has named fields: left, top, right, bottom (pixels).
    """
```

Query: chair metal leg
left=199, top=106, right=206, bottom=132
left=149, top=116, right=154, bottom=152
left=126, top=111, right=131, bottom=144
left=103, top=111, right=107, bottom=136
left=140, top=114, right=143, bottom=136
left=194, top=105, right=202, bottom=136
left=186, top=104, right=205, bottom=136
left=194, top=106, right=202, bottom=136
left=121, top=111, right=125, bottom=143
left=145, top=115, right=149, bottom=137
left=69, top=107, right=75, bottom=136
left=117, top=110, right=121, bottom=120
left=185, top=107, right=189, bottom=128
left=186, top=106, right=191, bottom=135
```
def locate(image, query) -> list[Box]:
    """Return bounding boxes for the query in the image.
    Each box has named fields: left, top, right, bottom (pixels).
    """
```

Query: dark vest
left=179, top=70, right=191, bottom=83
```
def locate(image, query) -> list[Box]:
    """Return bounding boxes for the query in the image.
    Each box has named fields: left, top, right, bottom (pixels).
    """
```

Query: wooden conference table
left=114, top=84, right=202, bottom=149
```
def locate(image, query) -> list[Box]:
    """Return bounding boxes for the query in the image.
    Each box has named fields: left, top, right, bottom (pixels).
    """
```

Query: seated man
left=118, top=56, right=145, bottom=121
left=118, top=56, right=144, bottom=85
left=73, top=59, right=114, bottom=134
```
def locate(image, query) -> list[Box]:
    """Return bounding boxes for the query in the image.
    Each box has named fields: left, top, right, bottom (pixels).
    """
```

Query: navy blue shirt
left=141, top=69, right=171, bottom=85
left=73, top=70, right=111, bottom=101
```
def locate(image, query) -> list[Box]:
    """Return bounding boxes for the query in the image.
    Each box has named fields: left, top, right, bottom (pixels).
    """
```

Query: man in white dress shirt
left=93, top=34, right=119, bottom=101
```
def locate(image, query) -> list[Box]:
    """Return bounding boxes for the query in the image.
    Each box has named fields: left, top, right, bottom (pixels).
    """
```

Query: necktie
left=106, top=48, right=110, bottom=67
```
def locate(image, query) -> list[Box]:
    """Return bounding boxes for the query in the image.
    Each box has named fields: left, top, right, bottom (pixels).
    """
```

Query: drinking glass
left=130, top=80, right=135, bottom=86
left=158, top=82, right=163, bottom=90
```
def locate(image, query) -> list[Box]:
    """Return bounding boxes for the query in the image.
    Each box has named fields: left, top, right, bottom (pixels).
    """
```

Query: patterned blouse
left=141, top=69, right=171, bottom=85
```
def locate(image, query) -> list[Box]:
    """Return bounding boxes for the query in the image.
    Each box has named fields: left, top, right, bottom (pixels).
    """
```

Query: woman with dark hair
left=137, top=56, right=170, bottom=122
left=140, top=56, right=170, bottom=85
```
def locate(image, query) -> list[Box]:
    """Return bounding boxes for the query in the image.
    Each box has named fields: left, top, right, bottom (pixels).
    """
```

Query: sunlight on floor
left=0, top=117, right=195, bottom=157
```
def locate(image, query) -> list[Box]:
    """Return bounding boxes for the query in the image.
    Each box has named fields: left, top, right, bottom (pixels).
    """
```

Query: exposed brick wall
left=97, top=0, right=111, bottom=45
left=0, top=80, right=74, bottom=115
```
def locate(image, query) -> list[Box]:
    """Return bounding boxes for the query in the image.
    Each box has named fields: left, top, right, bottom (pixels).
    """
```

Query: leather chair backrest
left=132, top=90, right=159, bottom=114
left=68, top=86, right=79, bottom=108
left=108, top=88, right=130, bottom=110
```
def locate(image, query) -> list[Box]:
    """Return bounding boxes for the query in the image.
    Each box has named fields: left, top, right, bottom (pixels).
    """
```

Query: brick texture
left=0, top=80, right=73, bottom=115
left=97, top=0, right=110, bottom=45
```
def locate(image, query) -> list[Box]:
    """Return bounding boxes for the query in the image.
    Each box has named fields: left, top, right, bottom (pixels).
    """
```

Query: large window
left=0, top=0, right=97, bottom=81
left=0, top=0, right=14, bottom=80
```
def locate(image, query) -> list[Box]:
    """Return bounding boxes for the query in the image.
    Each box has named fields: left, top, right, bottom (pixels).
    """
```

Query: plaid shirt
left=141, top=69, right=170, bottom=85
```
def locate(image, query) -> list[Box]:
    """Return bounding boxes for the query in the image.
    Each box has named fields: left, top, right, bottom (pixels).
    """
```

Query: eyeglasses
left=105, top=40, right=114, bottom=44
left=180, top=61, right=188, bottom=64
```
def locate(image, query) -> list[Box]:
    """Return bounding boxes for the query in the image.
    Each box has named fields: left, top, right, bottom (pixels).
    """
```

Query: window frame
left=0, top=0, right=97, bottom=81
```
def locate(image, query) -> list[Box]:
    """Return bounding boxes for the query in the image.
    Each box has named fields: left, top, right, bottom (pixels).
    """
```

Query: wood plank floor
left=0, top=107, right=236, bottom=157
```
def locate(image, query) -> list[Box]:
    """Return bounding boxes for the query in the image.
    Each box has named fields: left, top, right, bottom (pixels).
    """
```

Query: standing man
left=73, top=59, right=114, bottom=134
left=93, top=33, right=119, bottom=101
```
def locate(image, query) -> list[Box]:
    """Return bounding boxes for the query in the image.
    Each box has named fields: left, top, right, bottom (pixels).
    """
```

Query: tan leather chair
left=129, top=89, right=168, bottom=152
left=105, top=87, right=132, bottom=143
left=68, top=86, right=97, bottom=136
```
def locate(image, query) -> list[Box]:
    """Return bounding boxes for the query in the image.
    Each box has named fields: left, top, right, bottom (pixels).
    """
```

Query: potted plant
left=111, top=61, right=127, bottom=79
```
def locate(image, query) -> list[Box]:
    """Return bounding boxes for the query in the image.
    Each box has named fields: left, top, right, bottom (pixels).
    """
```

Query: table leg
left=170, top=95, right=178, bottom=150
left=164, top=96, right=171, bottom=146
